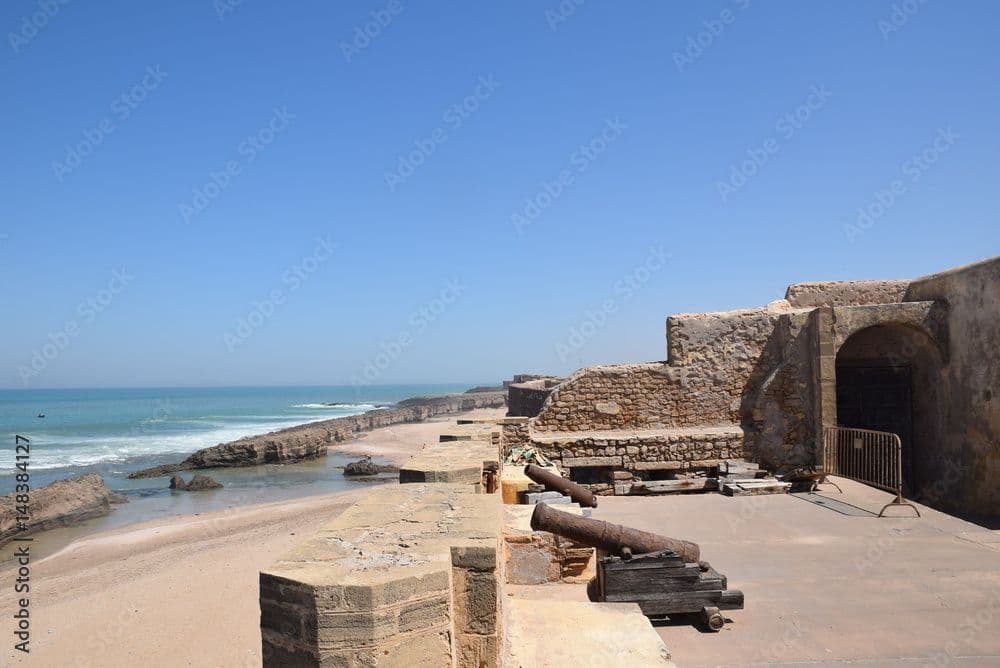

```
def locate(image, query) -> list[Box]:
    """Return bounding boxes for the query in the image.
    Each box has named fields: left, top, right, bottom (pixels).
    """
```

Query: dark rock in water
left=343, top=457, right=378, bottom=476
left=0, top=474, right=127, bottom=546
left=343, top=456, right=398, bottom=476
left=187, top=474, right=224, bottom=490
left=170, top=474, right=223, bottom=491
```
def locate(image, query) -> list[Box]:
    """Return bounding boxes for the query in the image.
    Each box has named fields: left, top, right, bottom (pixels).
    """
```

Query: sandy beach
left=0, top=406, right=505, bottom=667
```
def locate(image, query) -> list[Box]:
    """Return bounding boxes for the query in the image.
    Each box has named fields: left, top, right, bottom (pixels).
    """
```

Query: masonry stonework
left=522, top=259, right=1000, bottom=520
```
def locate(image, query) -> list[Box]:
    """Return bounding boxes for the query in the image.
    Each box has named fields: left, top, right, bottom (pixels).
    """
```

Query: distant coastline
left=128, top=390, right=507, bottom=478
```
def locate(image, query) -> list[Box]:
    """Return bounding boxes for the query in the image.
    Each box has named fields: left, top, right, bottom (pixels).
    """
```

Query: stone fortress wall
left=519, top=258, right=1000, bottom=518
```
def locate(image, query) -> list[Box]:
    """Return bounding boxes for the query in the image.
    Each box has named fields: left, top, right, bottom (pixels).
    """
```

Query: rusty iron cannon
left=523, top=464, right=599, bottom=508
left=529, top=502, right=743, bottom=630
left=529, top=499, right=699, bottom=562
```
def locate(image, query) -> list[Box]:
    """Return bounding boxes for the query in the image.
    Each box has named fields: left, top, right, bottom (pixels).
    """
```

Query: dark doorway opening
left=835, top=365, right=913, bottom=492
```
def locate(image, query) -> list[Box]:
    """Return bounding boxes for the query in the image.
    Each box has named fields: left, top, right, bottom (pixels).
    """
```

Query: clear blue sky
left=2, top=1, right=997, bottom=389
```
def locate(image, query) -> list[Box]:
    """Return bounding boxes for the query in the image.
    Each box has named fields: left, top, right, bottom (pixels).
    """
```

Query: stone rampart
left=260, top=484, right=502, bottom=667
left=784, top=279, right=908, bottom=308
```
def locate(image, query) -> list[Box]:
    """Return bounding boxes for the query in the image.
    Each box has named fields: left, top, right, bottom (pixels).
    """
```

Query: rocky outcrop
left=0, top=474, right=127, bottom=546
left=170, top=474, right=223, bottom=491
left=129, top=391, right=507, bottom=479
left=343, top=456, right=398, bottom=476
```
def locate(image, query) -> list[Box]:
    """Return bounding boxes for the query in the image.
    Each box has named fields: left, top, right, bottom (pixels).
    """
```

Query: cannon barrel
left=523, top=464, right=598, bottom=508
left=530, top=501, right=701, bottom=563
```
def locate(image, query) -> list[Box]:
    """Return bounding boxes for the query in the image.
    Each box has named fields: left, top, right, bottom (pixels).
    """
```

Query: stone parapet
left=502, top=504, right=594, bottom=585
left=398, top=438, right=500, bottom=487
left=260, top=484, right=502, bottom=667
left=528, top=425, right=743, bottom=494
left=503, top=600, right=675, bottom=666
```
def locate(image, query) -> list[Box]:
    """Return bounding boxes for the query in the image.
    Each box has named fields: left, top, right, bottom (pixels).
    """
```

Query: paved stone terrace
left=508, top=477, right=1000, bottom=667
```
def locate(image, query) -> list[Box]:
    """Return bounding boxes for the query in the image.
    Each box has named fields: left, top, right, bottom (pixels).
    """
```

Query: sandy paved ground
left=0, top=406, right=505, bottom=667
left=510, top=478, right=1000, bottom=667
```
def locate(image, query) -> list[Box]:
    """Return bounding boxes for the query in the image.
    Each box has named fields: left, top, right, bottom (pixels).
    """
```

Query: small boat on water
left=37, top=413, right=45, bottom=418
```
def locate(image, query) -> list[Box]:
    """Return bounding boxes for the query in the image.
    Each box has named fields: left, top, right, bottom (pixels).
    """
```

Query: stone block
left=451, top=568, right=497, bottom=635
left=260, top=484, right=501, bottom=667
left=505, top=540, right=561, bottom=584
left=594, top=400, right=621, bottom=415
left=562, top=456, right=622, bottom=467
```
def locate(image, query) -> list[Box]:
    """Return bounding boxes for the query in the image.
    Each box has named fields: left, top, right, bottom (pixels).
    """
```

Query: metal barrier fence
left=822, top=426, right=920, bottom=518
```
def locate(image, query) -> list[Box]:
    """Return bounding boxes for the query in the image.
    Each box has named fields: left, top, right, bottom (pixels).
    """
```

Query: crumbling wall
left=746, top=311, right=816, bottom=470
left=507, top=380, right=557, bottom=418
left=905, top=257, right=1000, bottom=517
left=500, top=419, right=530, bottom=461
left=532, top=305, right=791, bottom=433
left=529, top=363, right=693, bottom=432
left=785, top=280, right=908, bottom=308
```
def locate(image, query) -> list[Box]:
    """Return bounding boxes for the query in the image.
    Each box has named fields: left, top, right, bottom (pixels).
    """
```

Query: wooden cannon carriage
left=531, top=502, right=744, bottom=631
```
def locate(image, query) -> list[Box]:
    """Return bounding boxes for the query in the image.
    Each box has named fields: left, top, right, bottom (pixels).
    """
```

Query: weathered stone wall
left=905, top=257, right=1000, bottom=517
left=785, top=279, right=908, bottom=308
left=530, top=426, right=744, bottom=494
left=525, top=259, right=995, bottom=496
left=499, top=419, right=530, bottom=461
left=532, top=305, right=790, bottom=433
left=507, top=381, right=557, bottom=418
left=745, top=311, right=816, bottom=471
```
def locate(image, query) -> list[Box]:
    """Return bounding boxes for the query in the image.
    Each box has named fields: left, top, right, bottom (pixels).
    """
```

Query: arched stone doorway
left=834, top=323, right=944, bottom=497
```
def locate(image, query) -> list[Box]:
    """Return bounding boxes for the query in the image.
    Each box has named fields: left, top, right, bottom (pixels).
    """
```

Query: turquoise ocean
left=0, top=385, right=472, bottom=546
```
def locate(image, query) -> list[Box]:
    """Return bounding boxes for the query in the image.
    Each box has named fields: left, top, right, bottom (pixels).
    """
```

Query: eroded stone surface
left=504, top=599, right=675, bottom=667
left=260, top=484, right=501, bottom=667
left=0, top=474, right=127, bottom=545
left=398, top=436, right=499, bottom=486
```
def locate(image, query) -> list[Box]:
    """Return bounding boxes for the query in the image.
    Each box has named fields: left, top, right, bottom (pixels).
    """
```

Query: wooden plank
left=602, top=556, right=687, bottom=571
left=604, top=589, right=744, bottom=616
left=629, top=479, right=716, bottom=494
left=606, top=590, right=725, bottom=616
